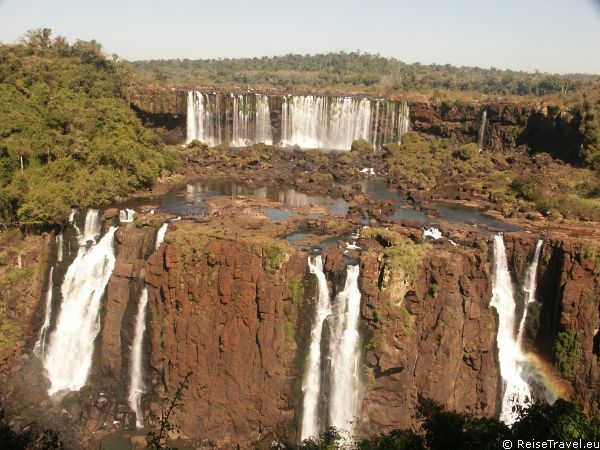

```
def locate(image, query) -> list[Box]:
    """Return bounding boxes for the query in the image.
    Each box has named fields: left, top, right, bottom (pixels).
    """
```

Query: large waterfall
left=33, top=267, right=54, bottom=358
left=187, top=91, right=273, bottom=146
left=44, top=211, right=117, bottom=395
left=186, top=90, right=409, bottom=150
left=129, top=222, right=169, bottom=427
left=301, top=255, right=333, bottom=440
left=300, top=258, right=362, bottom=440
left=491, top=234, right=538, bottom=424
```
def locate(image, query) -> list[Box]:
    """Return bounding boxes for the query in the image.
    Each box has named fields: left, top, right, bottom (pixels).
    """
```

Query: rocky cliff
left=129, top=86, right=583, bottom=158
left=1, top=220, right=599, bottom=448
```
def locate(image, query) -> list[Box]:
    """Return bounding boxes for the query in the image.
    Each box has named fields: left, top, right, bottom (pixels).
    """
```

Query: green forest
left=131, top=52, right=600, bottom=101
left=0, top=29, right=174, bottom=227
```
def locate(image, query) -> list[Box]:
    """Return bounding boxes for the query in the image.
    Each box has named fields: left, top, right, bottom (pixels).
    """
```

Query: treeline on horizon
left=131, top=52, right=600, bottom=100
left=0, top=29, right=174, bottom=227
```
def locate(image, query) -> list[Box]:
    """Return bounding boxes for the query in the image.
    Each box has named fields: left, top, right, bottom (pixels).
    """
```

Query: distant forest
left=131, top=52, right=600, bottom=101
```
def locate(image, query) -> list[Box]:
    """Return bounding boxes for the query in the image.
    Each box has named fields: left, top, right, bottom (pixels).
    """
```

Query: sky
left=1, top=0, right=600, bottom=74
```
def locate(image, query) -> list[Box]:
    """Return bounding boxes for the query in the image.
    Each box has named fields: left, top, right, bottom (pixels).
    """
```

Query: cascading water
left=81, top=208, right=101, bottom=244
left=491, top=234, right=533, bottom=424
left=477, top=109, right=487, bottom=152
left=517, top=239, right=543, bottom=344
left=33, top=267, right=54, bottom=358
left=301, top=255, right=333, bottom=441
left=119, top=208, right=136, bottom=223
left=186, top=91, right=273, bottom=146
left=56, top=232, right=64, bottom=262
left=155, top=222, right=169, bottom=250
left=43, top=211, right=117, bottom=395
left=328, top=264, right=362, bottom=431
left=185, top=90, right=409, bottom=150
left=129, top=286, right=149, bottom=428
left=128, top=223, right=168, bottom=427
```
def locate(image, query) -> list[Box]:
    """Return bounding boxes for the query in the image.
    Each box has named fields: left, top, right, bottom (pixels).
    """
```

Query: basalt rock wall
left=130, top=86, right=583, bottom=157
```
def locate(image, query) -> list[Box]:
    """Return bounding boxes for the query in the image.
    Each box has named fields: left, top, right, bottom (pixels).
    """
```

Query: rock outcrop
left=143, top=223, right=309, bottom=447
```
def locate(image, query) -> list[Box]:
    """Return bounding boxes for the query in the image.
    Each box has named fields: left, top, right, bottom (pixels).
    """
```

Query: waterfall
left=477, top=109, right=487, bottom=152
left=33, top=267, right=54, bottom=358
left=328, top=264, right=362, bottom=432
left=119, top=208, right=136, bottom=223
left=81, top=208, right=101, bottom=244
left=129, top=286, right=149, bottom=428
left=155, top=222, right=169, bottom=250
left=56, top=233, right=64, bottom=262
left=186, top=91, right=273, bottom=146
left=517, top=239, right=543, bottom=344
left=43, top=215, right=117, bottom=395
left=185, top=91, right=409, bottom=150
left=301, top=255, right=333, bottom=440
left=128, top=223, right=168, bottom=427
left=490, top=234, right=532, bottom=424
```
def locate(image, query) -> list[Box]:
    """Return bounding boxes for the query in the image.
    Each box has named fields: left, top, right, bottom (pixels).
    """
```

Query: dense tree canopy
left=0, top=29, right=174, bottom=227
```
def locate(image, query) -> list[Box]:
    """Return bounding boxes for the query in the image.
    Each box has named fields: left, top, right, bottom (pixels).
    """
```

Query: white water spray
left=43, top=217, right=117, bottom=395
left=328, top=264, right=362, bottom=432
left=301, top=255, right=333, bottom=440
left=33, top=267, right=54, bottom=358
left=491, top=234, right=532, bottom=424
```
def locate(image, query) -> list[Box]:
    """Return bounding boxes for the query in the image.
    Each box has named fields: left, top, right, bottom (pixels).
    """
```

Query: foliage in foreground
left=0, top=29, right=174, bottom=227
left=282, top=399, right=600, bottom=450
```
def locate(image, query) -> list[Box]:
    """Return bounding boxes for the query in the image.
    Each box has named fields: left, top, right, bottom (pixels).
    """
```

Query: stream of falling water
left=477, top=109, right=487, bottom=152
left=300, top=258, right=363, bottom=440
left=128, top=222, right=169, bottom=427
left=43, top=210, right=117, bottom=395
left=33, top=267, right=54, bottom=358
left=491, top=234, right=538, bottom=424
left=328, top=264, right=362, bottom=431
left=301, top=255, right=332, bottom=440
left=517, top=239, right=543, bottom=344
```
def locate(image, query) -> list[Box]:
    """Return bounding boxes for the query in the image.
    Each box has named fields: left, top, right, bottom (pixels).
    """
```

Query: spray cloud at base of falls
left=186, top=90, right=409, bottom=150
left=491, top=234, right=545, bottom=425
left=43, top=210, right=117, bottom=396
left=300, top=255, right=363, bottom=440
left=129, top=222, right=169, bottom=427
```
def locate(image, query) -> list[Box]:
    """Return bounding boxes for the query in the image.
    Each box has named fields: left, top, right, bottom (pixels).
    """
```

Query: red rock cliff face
left=358, top=239, right=500, bottom=432
left=534, top=236, right=600, bottom=415
left=143, top=227, right=309, bottom=447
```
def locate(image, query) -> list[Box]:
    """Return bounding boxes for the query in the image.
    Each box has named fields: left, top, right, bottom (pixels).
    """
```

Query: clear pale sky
left=1, top=0, right=599, bottom=74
